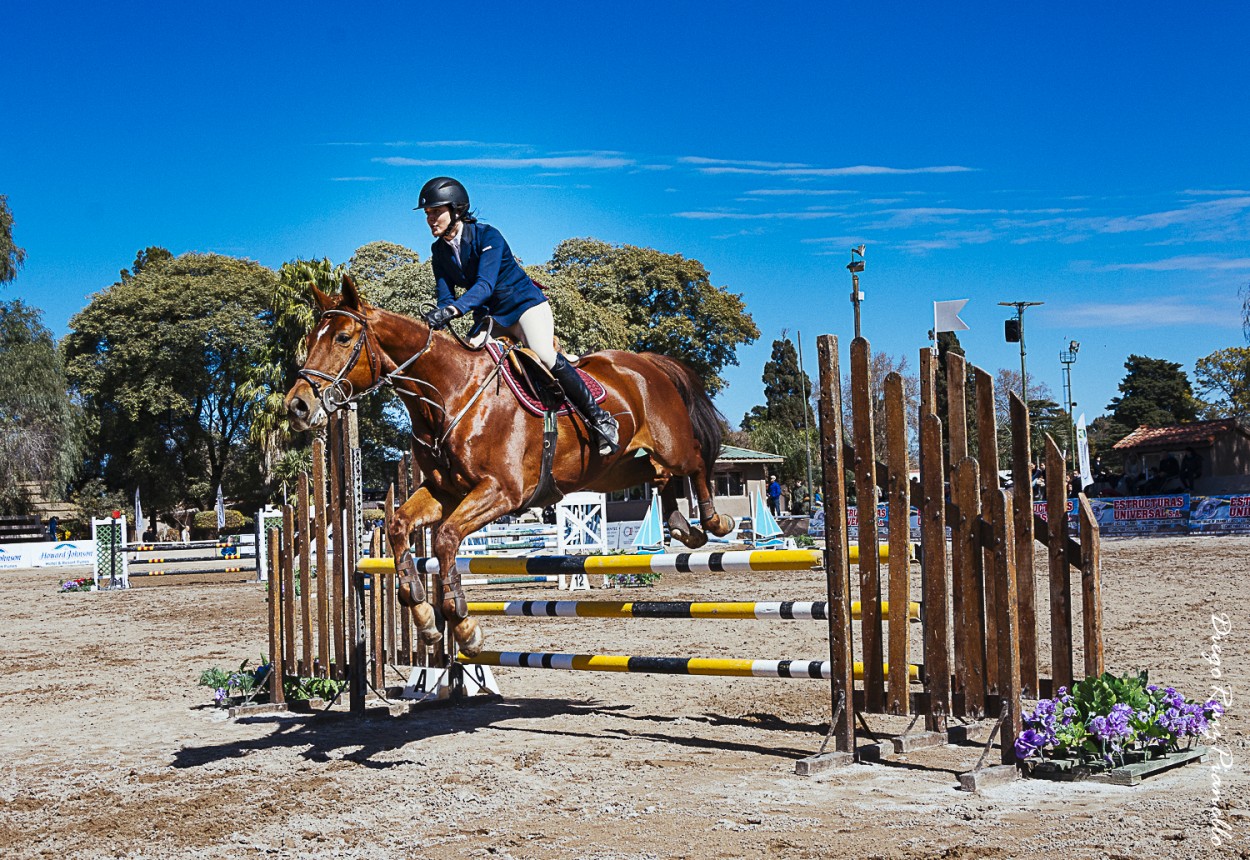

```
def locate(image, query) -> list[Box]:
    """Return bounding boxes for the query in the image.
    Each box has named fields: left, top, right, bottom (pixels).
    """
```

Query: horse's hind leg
left=388, top=486, right=445, bottom=646
left=432, top=477, right=517, bottom=658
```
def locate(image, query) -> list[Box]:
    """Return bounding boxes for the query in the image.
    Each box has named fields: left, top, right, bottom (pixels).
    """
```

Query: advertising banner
left=0, top=541, right=95, bottom=570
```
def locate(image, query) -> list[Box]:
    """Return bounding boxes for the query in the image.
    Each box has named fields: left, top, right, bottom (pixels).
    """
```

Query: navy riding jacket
left=431, top=221, right=546, bottom=329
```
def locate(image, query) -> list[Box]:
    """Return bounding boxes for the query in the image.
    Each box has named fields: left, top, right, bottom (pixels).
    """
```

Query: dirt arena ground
left=1, top=536, right=1246, bottom=859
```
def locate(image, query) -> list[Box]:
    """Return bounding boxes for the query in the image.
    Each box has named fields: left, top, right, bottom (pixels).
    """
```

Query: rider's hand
left=424, top=305, right=461, bottom=330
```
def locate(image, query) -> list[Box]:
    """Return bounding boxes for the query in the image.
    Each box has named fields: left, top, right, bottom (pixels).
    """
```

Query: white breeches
left=471, top=302, right=559, bottom=369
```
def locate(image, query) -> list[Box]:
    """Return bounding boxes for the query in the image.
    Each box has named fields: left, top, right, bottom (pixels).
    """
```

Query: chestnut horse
left=284, top=277, right=735, bottom=656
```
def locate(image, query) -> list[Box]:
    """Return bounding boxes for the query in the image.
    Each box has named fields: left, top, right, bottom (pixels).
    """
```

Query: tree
left=349, top=241, right=435, bottom=318
left=933, top=331, right=979, bottom=466
left=0, top=301, right=81, bottom=512
left=0, top=195, right=25, bottom=286
left=993, top=370, right=1072, bottom=466
left=839, top=349, right=921, bottom=469
left=741, top=336, right=813, bottom=433
left=543, top=238, right=758, bottom=393
left=1194, top=346, right=1250, bottom=419
left=1105, top=355, right=1199, bottom=443
left=1241, top=281, right=1249, bottom=344
left=63, top=251, right=276, bottom=513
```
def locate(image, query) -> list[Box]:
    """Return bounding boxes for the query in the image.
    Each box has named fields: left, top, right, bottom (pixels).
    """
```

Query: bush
left=192, top=509, right=253, bottom=535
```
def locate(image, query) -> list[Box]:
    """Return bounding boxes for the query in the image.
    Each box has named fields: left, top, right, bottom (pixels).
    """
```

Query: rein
left=301, top=308, right=514, bottom=463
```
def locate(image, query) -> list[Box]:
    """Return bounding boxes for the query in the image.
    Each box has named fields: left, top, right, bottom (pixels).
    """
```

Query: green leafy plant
left=284, top=675, right=347, bottom=702
left=198, top=658, right=264, bottom=706
left=1016, top=671, right=1223, bottom=768
left=59, top=577, right=92, bottom=592
left=610, top=572, right=662, bottom=587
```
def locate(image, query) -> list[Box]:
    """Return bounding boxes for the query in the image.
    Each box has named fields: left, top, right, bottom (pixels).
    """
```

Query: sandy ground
left=1, top=536, right=1247, bottom=859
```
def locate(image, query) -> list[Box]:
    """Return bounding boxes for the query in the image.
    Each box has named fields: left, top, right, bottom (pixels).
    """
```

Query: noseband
left=297, top=309, right=387, bottom=413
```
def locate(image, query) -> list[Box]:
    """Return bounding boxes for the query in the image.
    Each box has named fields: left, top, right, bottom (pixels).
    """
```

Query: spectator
left=1181, top=447, right=1202, bottom=491
left=767, top=475, right=781, bottom=517
left=46, top=516, right=59, bottom=541
left=793, top=483, right=809, bottom=515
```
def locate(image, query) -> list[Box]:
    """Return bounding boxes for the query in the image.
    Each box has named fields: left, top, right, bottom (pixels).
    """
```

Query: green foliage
left=1106, top=355, right=1199, bottom=438
left=349, top=241, right=435, bottom=318
left=543, top=238, right=758, bottom=393
left=63, top=251, right=276, bottom=513
left=0, top=195, right=26, bottom=285
left=0, top=301, right=82, bottom=513
left=1194, top=346, right=1250, bottom=419
left=69, top=478, right=128, bottom=523
left=285, top=675, right=347, bottom=702
left=192, top=509, right=252, bottom=532
left=198, top=659, right=261, bottom=706
left=742, top=337, right=813, bottom=434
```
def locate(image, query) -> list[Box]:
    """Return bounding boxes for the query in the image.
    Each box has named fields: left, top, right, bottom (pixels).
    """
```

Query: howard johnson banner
left=0, top=541, right=95, bottom=570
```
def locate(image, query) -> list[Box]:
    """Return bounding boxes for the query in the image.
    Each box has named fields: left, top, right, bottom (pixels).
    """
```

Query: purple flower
left=1014, top=728, right=1049, bottom=760
left=1204, top=699, right=1225, bottom=720
left=214, top=687, right=228, bottom=705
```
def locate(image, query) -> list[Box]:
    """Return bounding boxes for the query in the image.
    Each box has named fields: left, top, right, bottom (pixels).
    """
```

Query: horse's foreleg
left=387, top=485, right=445, bottom=646
left=433, top=478, right=516, bottom=658
left=685, top=472, right=735, bottom=539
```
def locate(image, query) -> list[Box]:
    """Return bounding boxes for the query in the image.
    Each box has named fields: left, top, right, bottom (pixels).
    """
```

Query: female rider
left=417, top=176, right=619, bottom=456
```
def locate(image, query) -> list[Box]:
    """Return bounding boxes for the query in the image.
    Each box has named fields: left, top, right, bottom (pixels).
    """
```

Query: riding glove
left=424, top=304, right=461, bottom=330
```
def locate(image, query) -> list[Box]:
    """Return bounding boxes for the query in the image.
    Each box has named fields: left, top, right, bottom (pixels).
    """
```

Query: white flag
left=1076, top=414, right=1093, bottom=490
left=134, top=487, right=146, bottom=541
left=215, top=484, right=226, bottom=530
left=934, top=299, right=970, bottom=333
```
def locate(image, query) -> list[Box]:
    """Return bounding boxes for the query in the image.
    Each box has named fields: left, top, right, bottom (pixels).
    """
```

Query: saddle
left=485, top=340, right=606, bottom=416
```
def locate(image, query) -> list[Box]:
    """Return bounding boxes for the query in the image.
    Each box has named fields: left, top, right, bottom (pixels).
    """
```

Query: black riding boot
left=551, top=354, right=619, bottom=455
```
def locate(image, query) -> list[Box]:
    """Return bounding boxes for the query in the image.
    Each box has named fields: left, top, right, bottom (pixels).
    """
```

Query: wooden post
left=1078, top=494, right=1105, bottom=678
left=884, top=372, right=910, bottom=715
left=990, top=488, right=1022, bottom=765
left=1009, top=392, right=1039, bottom=696
left=816, top=334, right=855, bottom=756
left=973, top=368, right=1000, bottom=695
left=267, top=528, right=284, bottom=705
left=946, top=353, right=968, bottom=477
left=349, top=569, right=366, bottom=715
left=328, top=412, right=346, bottom=678
left=1045, top=434, right=1075, bottom=692
left=920, top=413, right=950, bottom=731
left=850, top=337, right=884, bottom=713
left=297, top=473, right=313, bottom=677
left=280, top=504, right=296, bottom=674
left=952, top=457, right=986, bottom=718
left=313, top=437, right=330, bottom=677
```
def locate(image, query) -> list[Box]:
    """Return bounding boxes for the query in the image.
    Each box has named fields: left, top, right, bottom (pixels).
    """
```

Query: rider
left=417, top=176, right=619, bottom=456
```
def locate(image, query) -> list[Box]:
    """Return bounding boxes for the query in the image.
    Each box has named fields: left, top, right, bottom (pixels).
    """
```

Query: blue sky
left=4, top=2, right=1248, bottom=429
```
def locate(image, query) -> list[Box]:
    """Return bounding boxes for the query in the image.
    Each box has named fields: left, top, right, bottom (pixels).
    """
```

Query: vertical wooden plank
left=344, top=406, right=362, bottom=672
left=973, top=368, right=1000, bottom=695
left=850, top=337, right=884, bottom=713
left=884, top=372, right=910, bottom=715
left=946, top=353, right=968, bottom=473
left=920, top=347, right=936, bottom=420
left=816, top=334, right=855, bottom=755
left=1078, top=494, right=1105, bottom=678
left=991, top=488, right=1022, bottom=765
left=297, top=472, right=313, bottom=677
left=920, top=413, right=950, bottom=731
left=349, top=568, right=366, bottom=715
left=313, top=437, right=330, bottom=677
left=328, top=412, right=346, bottom=678
left=1045, top=434, right=1075, bottom=692
left=952, top=457, right=986, bottom=718
left=1009, top=392, right=1039, bottom=697
left=281, top=504, right=296, bottom=675
left=267, top=528, right=284, bottom=705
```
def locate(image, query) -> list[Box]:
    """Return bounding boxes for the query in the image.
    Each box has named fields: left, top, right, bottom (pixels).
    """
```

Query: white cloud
left=1182, top=189, right=1250, bottom=196
left=1049, top=299, right=1223, bottom=328
left=673, top=210, right=845, bottom=220
left=693, top=164, right=975, bottom=176
left=375, top=154, right=634, bottom=169
left=743, top=188, right=856, bottom=196
left=1096, top=255, right=1250, bottom=273
left=679, top=156, right=810, bottom=169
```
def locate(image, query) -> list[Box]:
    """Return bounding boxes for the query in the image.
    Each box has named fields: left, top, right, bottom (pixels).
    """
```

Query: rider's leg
left=515, top=303, right=619, bottom=456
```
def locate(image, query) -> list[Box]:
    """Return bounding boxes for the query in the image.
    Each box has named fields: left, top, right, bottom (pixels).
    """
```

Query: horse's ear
left=310, top=283, right=335, bottom=313
left=341, top=274, right=368, bottom=311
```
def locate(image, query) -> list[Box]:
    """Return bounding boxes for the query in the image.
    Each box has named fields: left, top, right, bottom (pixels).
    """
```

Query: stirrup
left=593, top=415, right=620, bottom=456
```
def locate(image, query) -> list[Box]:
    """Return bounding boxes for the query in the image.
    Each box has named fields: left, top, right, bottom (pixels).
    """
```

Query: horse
left=284, top=276, right=735, bottom=656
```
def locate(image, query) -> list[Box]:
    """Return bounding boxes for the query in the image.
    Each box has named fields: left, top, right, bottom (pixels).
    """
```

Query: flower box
left=1022, top=745, right=1208, bottom=786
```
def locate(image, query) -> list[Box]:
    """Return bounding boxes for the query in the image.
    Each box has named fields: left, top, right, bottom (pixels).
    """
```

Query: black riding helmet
left=416, top=176, right=469, bottom=215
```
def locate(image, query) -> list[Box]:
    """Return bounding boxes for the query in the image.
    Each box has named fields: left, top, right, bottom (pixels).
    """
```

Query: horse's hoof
left=675, top=528, right=708, bottom=549
left=455, top=619, right=484, bottom=657
left=705, top=514, right=735, bottom=537
left=413, top=602, right=441, bottom=644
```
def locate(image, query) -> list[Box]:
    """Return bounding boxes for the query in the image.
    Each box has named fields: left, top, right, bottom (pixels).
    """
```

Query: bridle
left=297, top=307, right=514, bottom=463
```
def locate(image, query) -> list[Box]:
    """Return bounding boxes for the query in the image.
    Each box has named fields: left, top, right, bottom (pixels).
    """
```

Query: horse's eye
left=335, top=332, right=352, bottom=345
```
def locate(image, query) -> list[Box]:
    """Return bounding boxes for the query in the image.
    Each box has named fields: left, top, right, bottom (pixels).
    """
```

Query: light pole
left=999, top=300, right=1044, bottom=401
left=847, top=245, right=865, bottom=338
left=1060, top=340, right=1080, bottom=465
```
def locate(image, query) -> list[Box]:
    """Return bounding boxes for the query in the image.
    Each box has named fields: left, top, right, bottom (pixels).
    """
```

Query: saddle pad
left=486, top=341, right=607, bottom=418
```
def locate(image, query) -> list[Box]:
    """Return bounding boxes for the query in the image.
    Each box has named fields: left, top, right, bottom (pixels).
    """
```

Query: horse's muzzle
left=285, top=383, right=326, bottom=432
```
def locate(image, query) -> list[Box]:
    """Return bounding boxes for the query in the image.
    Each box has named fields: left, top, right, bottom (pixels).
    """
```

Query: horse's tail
left=643, top=354, right=724, bottom=486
